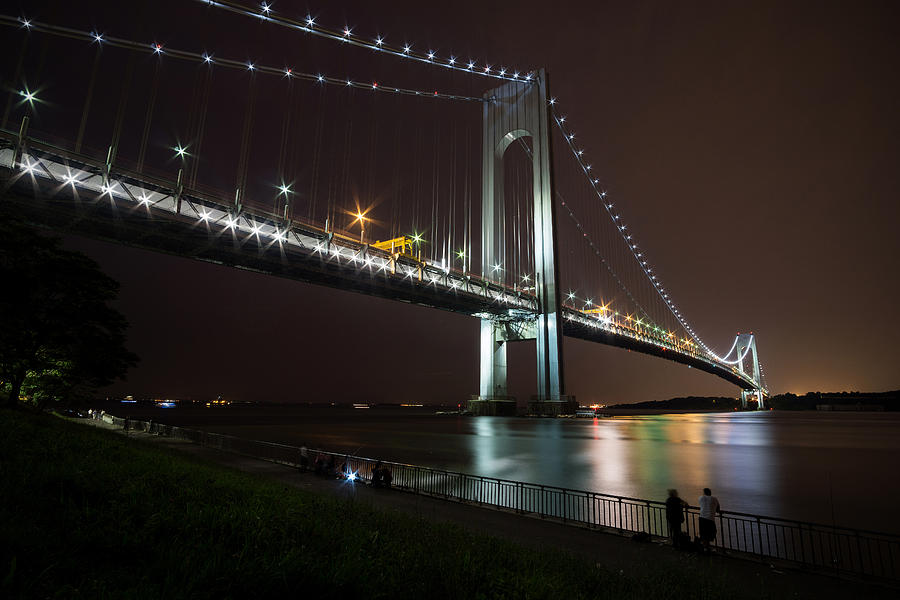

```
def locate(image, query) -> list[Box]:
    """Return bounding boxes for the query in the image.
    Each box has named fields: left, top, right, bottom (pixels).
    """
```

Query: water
left=111, top=405, right=900, bottom=534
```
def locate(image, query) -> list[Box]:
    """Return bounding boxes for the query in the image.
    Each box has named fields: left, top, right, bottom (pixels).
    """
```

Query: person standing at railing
left=665, top=489, right=688, bottom=548
left=299, top=444, right=309, bottom=471
left=698, top=488, right=721, bottom=553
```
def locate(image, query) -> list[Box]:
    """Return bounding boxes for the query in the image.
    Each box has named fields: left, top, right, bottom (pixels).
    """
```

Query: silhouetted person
left=698, top=488, right=721, bottom=552
left=299, top=444, right=309, bottom=471
left=382, top=466, right=392, bottom=489
left=314, top=453, right=326, bottom=476
left=371, top=462, right=384, bottom=488
left=665, top=489, right=688, bottom=548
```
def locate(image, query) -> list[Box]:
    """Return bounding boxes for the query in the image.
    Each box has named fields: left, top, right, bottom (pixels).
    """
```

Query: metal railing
left=109, top=415, right=900, bottom=582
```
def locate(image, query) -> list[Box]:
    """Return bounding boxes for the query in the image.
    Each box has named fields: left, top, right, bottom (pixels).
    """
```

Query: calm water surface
left=115, top=406, right=900, bottom=534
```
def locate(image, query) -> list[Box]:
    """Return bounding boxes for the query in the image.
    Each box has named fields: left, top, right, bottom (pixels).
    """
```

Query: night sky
left=7, top=0, right=899, bottom=404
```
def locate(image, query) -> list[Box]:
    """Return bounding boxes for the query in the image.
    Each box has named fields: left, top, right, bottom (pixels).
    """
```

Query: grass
left=0, top=409, right=737, bottom=599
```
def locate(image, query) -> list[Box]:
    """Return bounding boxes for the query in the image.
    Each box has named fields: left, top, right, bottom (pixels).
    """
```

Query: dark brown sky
left=11, top=0, right=900, bottom=403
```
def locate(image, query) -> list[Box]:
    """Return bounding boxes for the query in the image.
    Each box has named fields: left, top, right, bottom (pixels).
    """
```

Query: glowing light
left=484, top=65, right=491, bottom=72
left=92, top=32, right=104, bottom=43
left=247, top=62, right=255, bottom=71
left=427, top=51, right=435, bottom=60
left=317, top=74, right=324, bottom=82
left=153, top=43, right=163, bottom=54
left=260, top=2, right=271, bottom=14
left=403, top=44, right=411, bottom=54
left=467, top=61, right=475, bottom=70
left=21, top=18, right=31, bottom=28
left=411, top=232, right=424, bottom=244
left=64, top=172, right=78, bottom=186
left=20, top=89, right=36, bottom=104
left=449, top=56, right=456, bottom=64
left=567, top=291, right=576, bottom=300
left=499, top=68, right=506, bottom=76
left=278, top=183, right=291, bottom=195
left=203, top=53, right=213, bottom=64
left=199, top=210, right=210, bottom=221
left=284, top=68, right=292, bottom=77
left=492, top=263, right=502, bottom=272
left=549, top=97, right=556, bottom=105
left=375, top=36, right=384, bottom=46
left=173, top=145, right=189, bottom=159
left=138, top=194, right=151, bottom=205
left=305, top=15, right=315, bottom=27
left=342, top=27, right=351, bottom=38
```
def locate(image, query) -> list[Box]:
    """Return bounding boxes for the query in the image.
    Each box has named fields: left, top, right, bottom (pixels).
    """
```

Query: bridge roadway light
left=19, top=89, right=37, bottom=105
left=351, top=211, right=368, bottom=243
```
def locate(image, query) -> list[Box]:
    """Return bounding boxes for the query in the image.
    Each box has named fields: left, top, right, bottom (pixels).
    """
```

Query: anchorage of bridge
left=0, top=129, right=764, bottom=394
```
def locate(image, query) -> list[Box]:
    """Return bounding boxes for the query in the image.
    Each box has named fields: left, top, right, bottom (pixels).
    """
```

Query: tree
left=0, top=216, right=138, bottom=409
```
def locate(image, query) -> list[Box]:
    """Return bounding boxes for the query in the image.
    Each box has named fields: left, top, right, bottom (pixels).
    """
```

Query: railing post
left=756, top=517, right=764, bottom=560
left=645, top=501, right=651, bottom=534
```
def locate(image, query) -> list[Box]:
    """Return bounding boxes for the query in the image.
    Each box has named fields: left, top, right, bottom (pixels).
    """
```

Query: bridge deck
left=0, top=134, right=761, bottom=392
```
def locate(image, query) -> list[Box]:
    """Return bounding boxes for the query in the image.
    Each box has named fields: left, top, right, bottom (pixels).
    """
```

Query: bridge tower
left=472, top=69, right=575, bottom=416
left=735, top=333, right=765, bottom=409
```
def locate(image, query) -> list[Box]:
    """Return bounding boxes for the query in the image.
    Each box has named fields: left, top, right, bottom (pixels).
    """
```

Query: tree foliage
left=0, top=216, right=138, bottom=408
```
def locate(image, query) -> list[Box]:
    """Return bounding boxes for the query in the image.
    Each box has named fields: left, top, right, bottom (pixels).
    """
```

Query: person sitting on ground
left=314, top=453, right=326, bottom=476
left=698, top=487, right=721, bottom=553
left=370, top=462, right=384, bottom=488
left=338, top=456, right=351, bottom=480
left=665, top=489, right=688, bottom=548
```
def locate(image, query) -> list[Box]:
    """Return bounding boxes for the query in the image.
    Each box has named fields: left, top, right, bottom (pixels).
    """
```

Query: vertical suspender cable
left=235, top=73, right=257, bottom=205
left=75, top=45, right=102, bottom=154
left=308, top=86, right=325, bottom=222
left=189, top=66, right=213, bottom=188
left=109, top=55, right=134, bottom=164
left=1, top=33, right=29, bottom=131
left=137, top=58, right=161, bottom=173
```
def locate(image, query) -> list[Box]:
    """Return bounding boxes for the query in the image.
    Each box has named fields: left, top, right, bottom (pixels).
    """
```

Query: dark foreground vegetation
left=0, top=410, right=743, bottom=599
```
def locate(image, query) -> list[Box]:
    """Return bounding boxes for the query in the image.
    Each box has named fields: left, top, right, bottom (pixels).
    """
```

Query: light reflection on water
left=122, top=406, right=900, bottom=533
left=467, top=413, right=774, bottom=518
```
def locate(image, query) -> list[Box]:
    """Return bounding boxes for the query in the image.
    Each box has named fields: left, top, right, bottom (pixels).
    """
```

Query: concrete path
left=89, top=421, right=897, bottom=600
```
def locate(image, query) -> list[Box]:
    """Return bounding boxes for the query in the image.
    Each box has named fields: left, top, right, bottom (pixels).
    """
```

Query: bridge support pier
left=741, top=389, right=766, bottom=410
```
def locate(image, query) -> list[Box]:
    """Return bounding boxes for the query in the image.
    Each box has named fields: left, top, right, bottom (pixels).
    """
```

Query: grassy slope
left=0, top=410, right=733, bottom=599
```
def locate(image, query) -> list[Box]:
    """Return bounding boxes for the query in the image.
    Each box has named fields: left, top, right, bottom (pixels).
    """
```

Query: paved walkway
left=89, top=420, right=896, bottom=599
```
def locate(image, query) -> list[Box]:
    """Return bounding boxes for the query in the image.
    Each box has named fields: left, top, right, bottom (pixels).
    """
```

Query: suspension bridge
left=0, top=5, right=767, bottom=413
